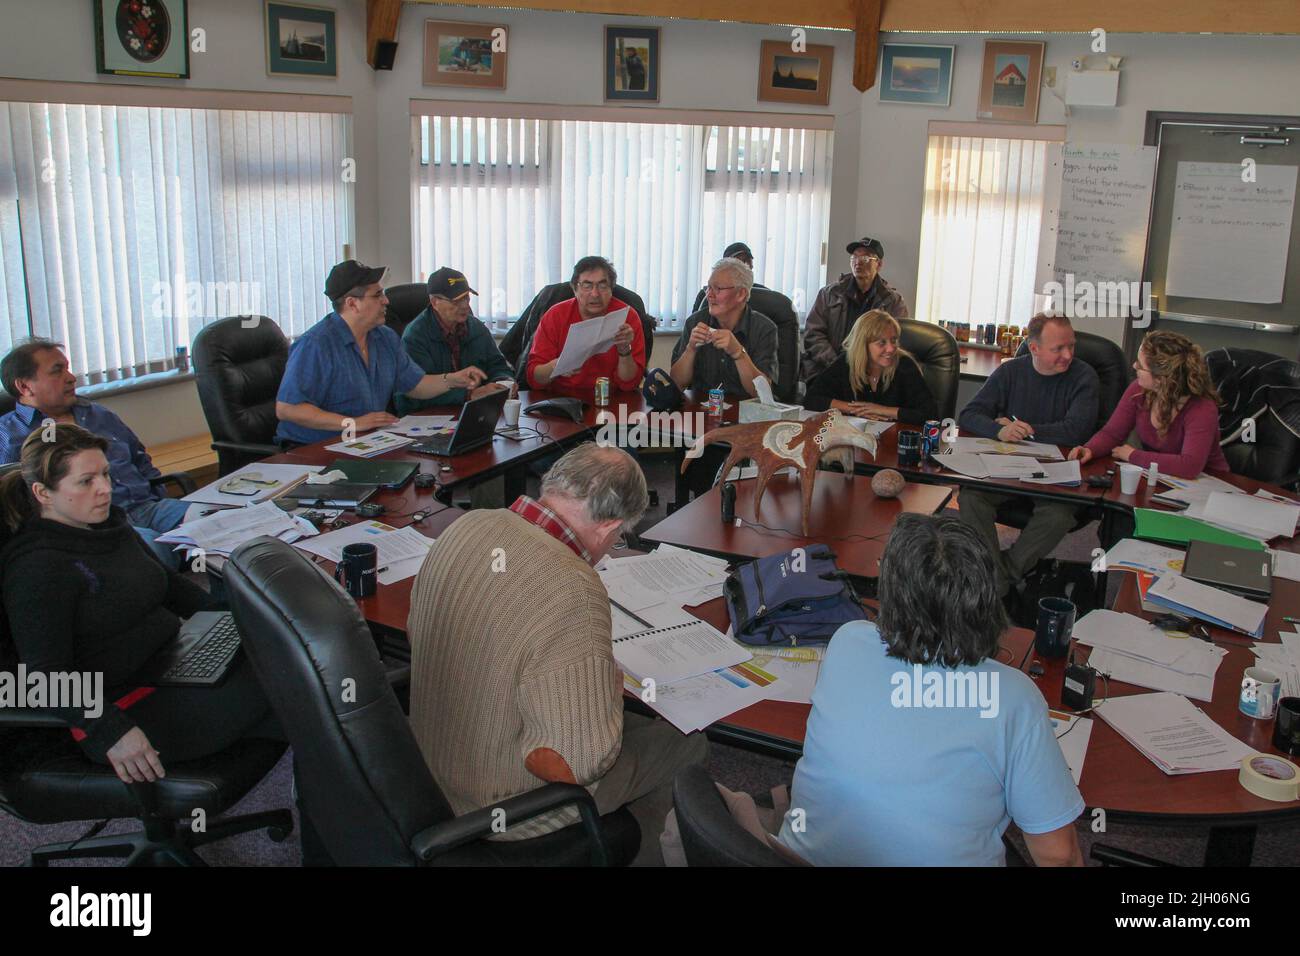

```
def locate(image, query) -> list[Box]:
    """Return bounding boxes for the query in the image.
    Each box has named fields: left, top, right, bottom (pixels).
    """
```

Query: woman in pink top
left=1067, top=331, right=1229, bottom=480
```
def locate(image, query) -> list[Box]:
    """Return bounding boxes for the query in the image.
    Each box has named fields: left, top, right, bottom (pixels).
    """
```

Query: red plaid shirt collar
left=509, top=496, right=592, bottom=563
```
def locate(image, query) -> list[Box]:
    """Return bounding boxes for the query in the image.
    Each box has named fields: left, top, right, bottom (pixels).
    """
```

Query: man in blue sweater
left=957, top=314, right=1099, bottom=598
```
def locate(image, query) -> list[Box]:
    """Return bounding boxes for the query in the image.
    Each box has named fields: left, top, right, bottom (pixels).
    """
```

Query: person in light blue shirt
left=275, top=260, right=487, bottom=446
left=778, top=513, right=1084, bottom=867
left=1, top=339, right=189, bottom=568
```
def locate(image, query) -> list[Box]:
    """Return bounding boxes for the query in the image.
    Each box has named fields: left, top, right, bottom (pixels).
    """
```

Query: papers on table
left=931, top=450, right=990, bottom=478
left=391, top=415, right=454, bottom=437
left=551, top=307, right=630, bottom=378
left=844, top=416, right=895, bottom=438
left=1020, top=459, right=1082, bottom=486
left=1104, top=539, right=1186, bottom=576
left=1094, top=691, right=1255, bottom=774
left=980, top=454, right=1050, bottom=479
left=1270, top=548, right=1300, bottom=583
left=1201, top=491, right=1299, bottom=541
left=1050, top=711, right=1094, bottom=786
left=612, top=620, right=750, bottom=685
left=943, top=436, right=1064, bottom=460
left=294, top=521, right=435, bottom=583
left=930, top=451, right=1078, bottom=485
left=611, top=602, right=697, bottom=640
left=182, top=463, right=321, bottom=507
left=1146, top=573, right=1268, bottom=638
left=747, top=645, right=824, bottom=705
left=1073, top=609, right=1227, bottom=701
left=325, top=431, right=414, bottom=458
left=1152, top=471, right=1241, bottom=507
left=625, top=661, right=775, bottom=734
left=157, top=500, right=317, bottom=556
left=1251, top=635, right=1300, bottom=699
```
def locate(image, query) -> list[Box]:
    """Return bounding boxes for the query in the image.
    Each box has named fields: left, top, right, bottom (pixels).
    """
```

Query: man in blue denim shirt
left=1, top=339, right=189, bottom=567
left=276, top=260, right=486, bottom=445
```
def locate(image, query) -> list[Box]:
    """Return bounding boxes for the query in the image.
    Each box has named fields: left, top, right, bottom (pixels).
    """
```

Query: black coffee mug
left=335, top=542, right=378, bottom=599
left=1035, top=597, right=1076, bottom=659
left=898, top=430, right=922, bottom=468
left=1274, top=697, right=1300, bottom=756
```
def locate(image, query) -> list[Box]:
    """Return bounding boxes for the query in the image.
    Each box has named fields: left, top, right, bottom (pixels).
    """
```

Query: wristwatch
left=616, top=345, right=633, bottom=357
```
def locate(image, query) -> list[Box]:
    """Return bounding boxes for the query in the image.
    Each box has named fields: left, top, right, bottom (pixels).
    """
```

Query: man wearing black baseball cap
left=800, top=236, right=908, bottom=381
left=396, top=267, right=514, bottom=415
left=275, top=259, right=479, bottom=445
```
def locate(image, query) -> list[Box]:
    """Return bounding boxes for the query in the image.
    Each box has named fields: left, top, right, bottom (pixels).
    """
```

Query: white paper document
left=157, top=499, right=317, bottom=556
left=1202, top=491, right=1299, bottom=540
left=610, top=602, right=697, bottom=640
left=1074, top=609, right=1226, bottom=700
left=1094, top=691, right=1256, bottom=774
left=1155, top=471, right=1243, bottom=505
left=1270, top=549, right=1300, bottom=583
left=391, top=415, right=455, bottom=436
left=1146, top=574, right=1269, bottom=637
left=1020, top=459, right=1083, bottom=486
left=747, top=646, right=823, bottom=705
left=293, top=521, right=434, bottom=584
left=1104, top=539, right=1187, bottom=576
left=943, top=436, right=1064, bottom=460
left=1050, top=711, right=1094, bottom=786
left=626, top=664, right=774, bottom=734
left=612, top=620, right=750, bottom=685
left=1250, top=643, right=1300, bottom=699
left=843, top=416, right=895, bottom=438
left=979, top=454, right=1052, bottom=479
left=551, top=307, right=630, bottom=378
left=931, top=451, right=989, bottom=478
left=325, top=431, right=415, bottom=458
left=182, top=463, right=321, bottom=507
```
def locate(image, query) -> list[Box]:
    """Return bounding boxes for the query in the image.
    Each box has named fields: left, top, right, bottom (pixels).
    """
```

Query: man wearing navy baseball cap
left=275, top=259, right=481, bottom=445
left=396, top=267, right=515, bottom=415
left=800, top=236, right=909, bottom=381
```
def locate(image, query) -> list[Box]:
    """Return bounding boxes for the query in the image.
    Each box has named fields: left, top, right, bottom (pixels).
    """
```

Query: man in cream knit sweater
left=407, top=443, right=708, bottom=864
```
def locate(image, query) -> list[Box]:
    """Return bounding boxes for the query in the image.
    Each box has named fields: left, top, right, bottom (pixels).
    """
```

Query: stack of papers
left=613, top=620, right=749, bottom=685
left=1020, top=460, right=1082, bottom=486
left=624, top=661, right=776, bottom=734
left=1270, top=548, right=1300, bottom=583
left=157, top=500, right=317, bottom=556
left=942, top=436, right=1064, bottom=460
left=1153, top=471, right=1241, bottom=507
left=294, top=521, right=435, bottom=585
left=1145, top=574, right=1268, bottom=638
left=1251, top=630, right=1300, bottom=698
left=1073, top=609, right=1228, bottom=701
left=1049, top=711, right=1094, bottom=785
left=598, top=544, right=732, bottom=634
left=325, top=431, right=414, bottom=458
left=1103, top=538, right=1187, bottom=576
left=182, top=463, right=321, bottom=507
left=1094, top=691, right=1255, bottom=774
left=930, top=451, right=1078, bottom=485
left=1198, top=491, right=1299, bottom=541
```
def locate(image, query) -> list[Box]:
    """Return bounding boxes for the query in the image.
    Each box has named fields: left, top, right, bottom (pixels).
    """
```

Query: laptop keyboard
left=161, top=615, right=242, bottom=681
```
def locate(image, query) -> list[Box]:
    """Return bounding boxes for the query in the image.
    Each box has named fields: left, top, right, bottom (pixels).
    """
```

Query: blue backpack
left=724, top=548, right=869, bottom=646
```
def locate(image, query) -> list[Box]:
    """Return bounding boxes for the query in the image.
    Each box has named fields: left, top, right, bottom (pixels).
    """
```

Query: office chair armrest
left=409, top=782, right=611, bottom=865
left=0, top=707, right=73, bottom=729
left=1090, top=843, right=1176, bottom=867
left=211, top=440, right=283, bottom=460
left=384, top=665, right=410, bottom=688
left=150, top=471, right=196, bottom=496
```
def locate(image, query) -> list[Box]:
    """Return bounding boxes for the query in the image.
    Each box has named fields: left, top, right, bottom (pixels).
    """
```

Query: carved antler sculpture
left=684, top=410, right=878, bottom=535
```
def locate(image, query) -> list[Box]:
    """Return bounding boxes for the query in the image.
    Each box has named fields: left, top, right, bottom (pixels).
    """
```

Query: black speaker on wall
left=373, top=40, right=398, bottom=71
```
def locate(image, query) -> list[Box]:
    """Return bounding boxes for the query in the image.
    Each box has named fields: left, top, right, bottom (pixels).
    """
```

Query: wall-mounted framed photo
left=977, top=40, right=1045, bottom=123
left=266, top=2, right=337, bottom=78
left=423, top=20, right=508, bottom=89
left=878, top=43, right=954, bottom=107
left=94, top=0, right=190, bottom=79
left=757, top=39, right=832, bottom=107
left=605, top=26, right=659, bottom=102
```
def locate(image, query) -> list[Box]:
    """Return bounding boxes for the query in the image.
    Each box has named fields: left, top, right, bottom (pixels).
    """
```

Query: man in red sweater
left=526, top=256, right=646, bottom=394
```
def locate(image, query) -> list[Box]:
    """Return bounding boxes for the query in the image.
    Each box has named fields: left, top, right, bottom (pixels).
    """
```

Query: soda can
left=921, top=419, right=942, bottom=458
left=707, top=387, right=725, bottom=416
left=594, top=377, right=610, bottom=407
left=175, top=345, right=189, bottom=373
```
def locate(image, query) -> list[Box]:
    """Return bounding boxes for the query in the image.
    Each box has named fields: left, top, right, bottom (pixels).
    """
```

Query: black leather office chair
left=1013, top=330, right=1132, bottom=433
left=672, top=765, right=795, bottom=867
left=223, top=537, right=640, bottom=866
left=384, top=282, right=430, bottom=340
left=0, top=392, right=14, bottom=418
left=899, top=319, right=960, bottom=420
left=192, top=316, right=289, bottom=476
left=501, top=282, right=657, bottom=383
left=1207, top=348, right=1300, bottom=489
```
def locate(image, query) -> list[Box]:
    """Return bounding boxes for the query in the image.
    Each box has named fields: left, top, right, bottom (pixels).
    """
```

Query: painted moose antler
left=684, top=409, right=878, bottom=535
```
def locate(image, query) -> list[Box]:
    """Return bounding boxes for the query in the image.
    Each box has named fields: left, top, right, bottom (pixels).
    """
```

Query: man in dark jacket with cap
left=800, top=237, right=909, bottom=382
left=396, top=267, right=515, bottom=415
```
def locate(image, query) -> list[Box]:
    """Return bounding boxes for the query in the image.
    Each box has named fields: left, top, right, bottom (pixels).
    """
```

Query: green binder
left=1133, top=508, right=1265, bottom=552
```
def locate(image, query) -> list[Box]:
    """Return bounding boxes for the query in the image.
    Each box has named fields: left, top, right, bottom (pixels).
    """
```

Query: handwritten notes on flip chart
left=1165, top=162, right=1298, bottom=304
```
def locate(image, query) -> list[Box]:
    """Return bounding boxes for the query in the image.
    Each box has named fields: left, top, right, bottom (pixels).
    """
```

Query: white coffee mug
left=1118, top=462, right=1142, bottom=495
left=503, top=398, right=521, bottom=428
left=1240, top=666, right=1281, bottom=720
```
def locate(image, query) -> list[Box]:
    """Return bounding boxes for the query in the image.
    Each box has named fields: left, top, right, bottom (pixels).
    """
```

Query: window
left=0, top=99, right=352, bottom=384
left=914, top=124, right=1063, bottom=328
left=411, top=110, right=832, bottom=328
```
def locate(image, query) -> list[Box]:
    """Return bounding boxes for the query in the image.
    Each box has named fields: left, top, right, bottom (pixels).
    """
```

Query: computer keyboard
left=160, top=615, right=242, bottom=682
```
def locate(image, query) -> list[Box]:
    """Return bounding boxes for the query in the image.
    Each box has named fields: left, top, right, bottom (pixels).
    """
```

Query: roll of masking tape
left=1238, top=754, right=1300, bottom=802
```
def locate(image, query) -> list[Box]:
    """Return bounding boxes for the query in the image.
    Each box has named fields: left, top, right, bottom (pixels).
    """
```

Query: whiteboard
left=1165, top=162, right=1298, bottom=304
left=1037, top=143, right=1158, bottom=341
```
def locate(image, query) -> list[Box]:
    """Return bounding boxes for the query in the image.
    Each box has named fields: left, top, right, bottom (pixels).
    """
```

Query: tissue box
left=738, top=399, right=802, bottom=424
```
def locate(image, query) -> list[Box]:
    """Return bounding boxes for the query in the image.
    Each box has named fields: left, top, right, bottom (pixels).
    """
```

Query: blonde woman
left=804, top=310, right=937, bottom=423
left=1068, top=331, right=1228, bottom=479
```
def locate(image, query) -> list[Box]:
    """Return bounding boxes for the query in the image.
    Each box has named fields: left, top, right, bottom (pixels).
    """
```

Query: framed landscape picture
left=878, top=43, right=953, bottom=107
left=757, top=40, right=833, bottom=107
left=94, top=0, right=190, bottom=79
left=978, top=40, right=1045, bottom=123
left=423, top=20, right=508, bottom=89
left=266, top=2, right=336, bottom=78
left=605, top=26, right=659, bottom=102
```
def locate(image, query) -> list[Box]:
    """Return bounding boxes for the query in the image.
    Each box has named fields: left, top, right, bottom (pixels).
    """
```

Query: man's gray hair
left=711, top=257, right=754, bottom=298
left=541, top=442, right=649, bottom=527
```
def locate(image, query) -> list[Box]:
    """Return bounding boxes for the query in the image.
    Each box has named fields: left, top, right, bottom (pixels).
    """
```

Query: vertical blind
left=0, top=101, right=352, bottom=383
left=412, top=115, right=833, bottom=328
left=914, top=134, right=1049, bottom=328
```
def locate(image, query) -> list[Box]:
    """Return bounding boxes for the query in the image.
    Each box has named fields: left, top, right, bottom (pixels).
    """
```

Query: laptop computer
left=287, top=481, right=378, bottom=509
left=411, top=387, right=510, bottom=456
left=1182, top=540, right=1273, bottom=603
left=141, top=612, right=243, bottom=688
left=326, top=458, right=418, bottom=490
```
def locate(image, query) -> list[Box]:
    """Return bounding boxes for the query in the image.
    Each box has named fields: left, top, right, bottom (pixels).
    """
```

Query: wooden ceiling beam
left=852, top=0, right=883, bottom=92
left=366, top=0, right=404, bottom=69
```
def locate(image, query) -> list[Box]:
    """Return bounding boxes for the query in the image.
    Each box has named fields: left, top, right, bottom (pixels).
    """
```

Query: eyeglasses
left=576, top=281, right=612, bottom=293
left=851, top=254, right=880, bottom=264
left=706, top=284, right=739, bottom=295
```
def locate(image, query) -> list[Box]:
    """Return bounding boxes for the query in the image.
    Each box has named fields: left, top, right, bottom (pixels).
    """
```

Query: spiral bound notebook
left=612, top=620, right=750, bottom=686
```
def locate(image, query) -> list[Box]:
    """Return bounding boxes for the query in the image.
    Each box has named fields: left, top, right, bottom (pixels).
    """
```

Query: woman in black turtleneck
left=0, top=424, right=276, bottom=785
